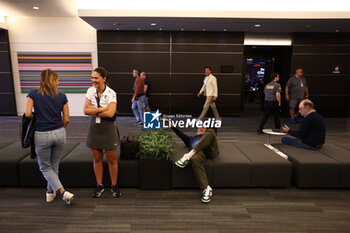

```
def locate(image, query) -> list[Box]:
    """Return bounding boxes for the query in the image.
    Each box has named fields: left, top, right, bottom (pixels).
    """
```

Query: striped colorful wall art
left=18, top=52, right=92, bottom=93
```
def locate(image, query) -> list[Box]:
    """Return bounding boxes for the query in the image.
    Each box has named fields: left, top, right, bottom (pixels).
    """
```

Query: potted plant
left=138, top=128, right=175, bottom=189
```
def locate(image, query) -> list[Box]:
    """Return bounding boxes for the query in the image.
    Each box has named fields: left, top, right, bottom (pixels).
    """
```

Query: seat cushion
left=18, top=143, right=79, bottom=187
left=273, top=143, right=341, bottom=188
left=319, top=144, right=350, bottom=187
left=0, top=142, right=30, bottom=186
left=211, top=143, right=252, bottom=187
left=60, top=143, right=97, bottom=187
left=117, top=150, right=140, bottom=187
left=233, top=143, right=292, bottom=187
left=172, top=141, right=213, bottom=188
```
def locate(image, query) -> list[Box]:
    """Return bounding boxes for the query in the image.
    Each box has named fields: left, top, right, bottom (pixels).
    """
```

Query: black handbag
left=120, top=134, right=140, bottom=160
left=20, top=113, right=37, bottom=159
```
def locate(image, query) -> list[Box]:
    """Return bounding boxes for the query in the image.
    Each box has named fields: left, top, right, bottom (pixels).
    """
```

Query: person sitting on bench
left=282, top=99, right=326, bottom=150
left=162, top=118, right=218, bottom=203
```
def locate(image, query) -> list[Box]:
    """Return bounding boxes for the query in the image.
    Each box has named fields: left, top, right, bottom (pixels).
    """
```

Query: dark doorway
left=242, top=45, right=292, bottom=116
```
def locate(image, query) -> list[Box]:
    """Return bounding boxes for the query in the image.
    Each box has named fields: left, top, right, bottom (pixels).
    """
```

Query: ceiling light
left=138, top=28, right=141, bottom=30
left=151, top=23, right=156, bottom=26
left=181, top=28, right=184, bottom=31
left=254, top=24, right=261, bottom=28
left=224, top=29, right=227, bottom=31
left=33, top=6, right=39, bottom=10
left=336, top=29, right=339, bottom=32
left=159, top=28, right=162, bottom=31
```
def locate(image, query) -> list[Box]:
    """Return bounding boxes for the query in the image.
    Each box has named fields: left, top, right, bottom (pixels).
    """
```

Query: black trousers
left=259, top=101, right=281, bottom=130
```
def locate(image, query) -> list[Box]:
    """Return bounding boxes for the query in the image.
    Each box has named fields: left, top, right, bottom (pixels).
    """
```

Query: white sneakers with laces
left=46, top=192, right=56, bottom=203
left=175, top=149, right=196, bottom=168
left=62, top=191, right=74, bottom=205
left=201, top=186, right=213, bottom=203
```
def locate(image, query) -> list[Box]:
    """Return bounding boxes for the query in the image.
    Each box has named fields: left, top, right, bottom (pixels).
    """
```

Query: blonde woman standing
left=84, top=67, right=121, bottom=198
left=25, top=69, right=74, bottom=205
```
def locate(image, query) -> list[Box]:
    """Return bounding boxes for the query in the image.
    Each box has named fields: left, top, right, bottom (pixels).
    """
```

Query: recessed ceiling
left=80, top=17, right=350, bottom=33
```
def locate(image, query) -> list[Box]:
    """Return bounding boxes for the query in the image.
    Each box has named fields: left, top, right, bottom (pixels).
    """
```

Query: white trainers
left=62, top=191, right=74, bottom=205
left=175, top=149, right=196, bottom=168
left=201, top=186, right=212, bottom=203
left=46, top=192, right=56, bottom=203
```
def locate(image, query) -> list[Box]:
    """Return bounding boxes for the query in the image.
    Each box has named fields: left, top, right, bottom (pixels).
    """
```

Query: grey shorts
left=289, top=98, right=302, bottom=109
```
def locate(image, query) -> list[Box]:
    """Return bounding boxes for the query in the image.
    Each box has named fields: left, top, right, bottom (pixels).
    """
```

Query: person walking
left=84, top=67, right=121, bottom=198
left=257, top=72, right=282, bottom=134
left=197, top=67, right=221, bottom=121
left=285, top=68, right=309, bottom=124
left=25, top=69, right=74, bottom=205
left=140, top=72, right=151, bottom=111
left=131, top=69, right=146, bottom=126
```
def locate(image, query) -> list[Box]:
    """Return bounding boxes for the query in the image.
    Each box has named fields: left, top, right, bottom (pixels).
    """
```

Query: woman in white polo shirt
left=83, top=67, right=121, bottom=198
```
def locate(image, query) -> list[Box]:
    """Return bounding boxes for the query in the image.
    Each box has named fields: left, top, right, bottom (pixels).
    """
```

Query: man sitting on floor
left=282, top=99, right=326, bottom=150
left=162, top=118, right=218, bottom=203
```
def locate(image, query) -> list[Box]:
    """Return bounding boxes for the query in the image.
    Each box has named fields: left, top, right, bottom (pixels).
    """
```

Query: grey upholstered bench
left=172, top=141, right=214, bottom=188
left=273, top=143, right=350, bottom=188
left=0, top=142, right=30, bottom=186
left=18, top=143, right=79, bottom=187
left=233, top=143, right=292, bottom=187
left=172, top=142, right=292, bottom=188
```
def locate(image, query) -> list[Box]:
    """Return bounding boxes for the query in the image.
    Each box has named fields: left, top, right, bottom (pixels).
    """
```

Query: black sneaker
left=92, top=184, right=104, bottom=198
left=133, top=121, right=141, bottom=126
left=111, top=185, right=121, bottom=198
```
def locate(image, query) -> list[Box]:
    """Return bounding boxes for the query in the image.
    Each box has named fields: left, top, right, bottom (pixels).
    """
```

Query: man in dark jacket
left=282, top=99, right=325, bottom=150
left=163, top=118, right=218, bottom=203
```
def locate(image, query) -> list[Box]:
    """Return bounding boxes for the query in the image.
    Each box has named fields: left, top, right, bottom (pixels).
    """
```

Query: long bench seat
left=173, top=142, right=292, bottom=188
left=273, top=143, right=350, bottom=188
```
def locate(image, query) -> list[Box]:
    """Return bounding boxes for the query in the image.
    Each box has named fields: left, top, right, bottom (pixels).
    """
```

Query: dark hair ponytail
left=94, top=67, right=110, bottom=86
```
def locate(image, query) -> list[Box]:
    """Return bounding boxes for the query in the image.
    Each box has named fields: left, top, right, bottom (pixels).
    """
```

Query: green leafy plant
left=138, top=129, right=175, bottom=161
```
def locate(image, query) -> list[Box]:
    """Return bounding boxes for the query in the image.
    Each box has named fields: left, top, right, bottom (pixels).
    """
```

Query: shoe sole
left=175, top=161, right=186, bottom=168
left=111, top=189, right=122, bottom=198
left=93, top=188, right=104, bottom=198
left=201, top=197, right=211, bottom=203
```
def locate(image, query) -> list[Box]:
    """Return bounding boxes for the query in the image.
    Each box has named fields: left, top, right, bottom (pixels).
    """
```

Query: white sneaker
left=201, top=186, right=212, bottom=203
left=175, top=149, right=196, bottom=168
left=46, top=192, right=56, bottom=203
left=62, top=191, right=74, bottom=205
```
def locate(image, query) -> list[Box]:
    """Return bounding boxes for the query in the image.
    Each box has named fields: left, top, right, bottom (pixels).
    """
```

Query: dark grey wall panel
left=98, top=52, right=170, bottom=73
left=98, top=43, right=170, bottom=52
left=0, top=74, right=15, bottom=92
left=172, top=32, right=244, bottom=44
left=97, top=31, right=170, bottom=43
left=172, top=44, right=243, bottom=53
left=0, top=51, right=11, bottom=72
left=0, top=94, right=16, bottom=115
left=0, top=29, right=16, bottom=115
left=109, top=73, right=171, bottom=94
left=291, top=33, right=350, bottom=116
left=171, top=53, right=243, bottom=73
left=97, top=31, right=244, bottom=116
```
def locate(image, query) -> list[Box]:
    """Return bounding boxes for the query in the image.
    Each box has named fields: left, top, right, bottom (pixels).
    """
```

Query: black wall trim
left=0, top=29, right=16, bottom=116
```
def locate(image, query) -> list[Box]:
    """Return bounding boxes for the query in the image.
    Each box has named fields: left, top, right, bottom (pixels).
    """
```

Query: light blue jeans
left=34, top=127, right=66, bottom=192
left=132, top=95, right=146, bottom=123
left=282, top=136, right=318, bottom=150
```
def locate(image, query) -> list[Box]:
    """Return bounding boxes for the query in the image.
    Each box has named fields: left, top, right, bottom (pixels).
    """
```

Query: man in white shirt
left=197, top=67, right=221, bottom=121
